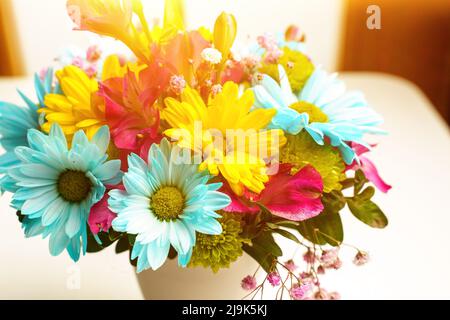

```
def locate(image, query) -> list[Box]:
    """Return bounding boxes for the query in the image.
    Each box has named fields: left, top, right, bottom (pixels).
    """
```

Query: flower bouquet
left=0, top=0, right=391, bottom=300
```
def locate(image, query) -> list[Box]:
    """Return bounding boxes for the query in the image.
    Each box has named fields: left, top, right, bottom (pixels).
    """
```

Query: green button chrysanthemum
left=189, top=212, right=245, bottom=273
left=260, top=47, right=314, bottom=93
left=280, top=132, right=346, bottom=193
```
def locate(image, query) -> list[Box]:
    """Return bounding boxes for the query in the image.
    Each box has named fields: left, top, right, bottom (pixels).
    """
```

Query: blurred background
left=0, top=0, right=449, bottom=124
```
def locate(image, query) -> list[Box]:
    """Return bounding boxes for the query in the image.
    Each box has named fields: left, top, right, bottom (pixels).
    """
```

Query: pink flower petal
left=347, top=142, right=392, bottom=193
left=262, top=165, right=324, bottom=221
left=222, top=164, right=324, bottom=221
left=359, top=156, right=392, bottom=193
left=88, top=193, right=117, bottom=235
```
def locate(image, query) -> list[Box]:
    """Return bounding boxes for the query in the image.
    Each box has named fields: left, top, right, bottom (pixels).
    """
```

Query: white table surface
left=1, top=72, right=449, bottom=299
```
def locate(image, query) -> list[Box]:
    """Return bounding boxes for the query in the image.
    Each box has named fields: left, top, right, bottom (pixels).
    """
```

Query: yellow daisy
left=163, top=82, right=286, bottom=196
left=40, top=65, right=106, bottom=141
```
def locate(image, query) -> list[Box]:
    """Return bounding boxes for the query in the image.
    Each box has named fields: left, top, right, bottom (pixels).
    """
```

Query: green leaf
left=115, top=235, right=130, bottom=254
left=87, top=232, right=114, bottom=253
left=340, top=178, right=355, bottom=190
left=297, top=209, right=344, bottom=246
left=128, top=234, right=137, bottom=246
left=354, top=170, right=368, bottom=195
left=274, top=220, right=299, bottom=229
left=359, top=186, right=375, bottom=201
left=254, top=202, right=273, bottom=222
left=322, top=191, right=346, bottom=212
left=109, top=229, right=122, bottom=241
left=129, top=249, right=138, bottom=267
left=347, top=197, right=388, bottom=229
left=241, top=211, right=266, bottom=240
left=271, top=228, right=302, bottom=244
left=16, top=211, right=25, bottom=223
left=243, top=232, right=282, bottom=273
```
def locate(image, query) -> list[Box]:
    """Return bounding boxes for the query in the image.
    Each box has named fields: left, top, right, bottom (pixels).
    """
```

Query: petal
left=65, top=204, right=83, bottom=237
left=21, top=190, right=59, bottom=216
left=147, top=235, right=170, bottom=270
left=169, top=221, right=193, bottom=255
left=123, top=171, right=152, bottom=196
left=192, top=216, right=223, bottom=235
left=42, top=197, right=66, bottom=226
left=258, top=164, right=324, bottom=221
left=178, top=247, right=193, bottom=267
left=93, top=160, right=121, bottom=181
left=203, top=191, right=231, bottom=211
left=359, top=157, right=392, bottom=193
left=91, top=126, right=111, bottom=154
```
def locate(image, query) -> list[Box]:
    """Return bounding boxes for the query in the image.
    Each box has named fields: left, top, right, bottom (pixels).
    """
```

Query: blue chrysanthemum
left=252, top=65, right=386, bottom=164
left=109, top=139, right=232, bottom=272
left=2, top=124, right=122, bottom=261
left=0, top=69, right=59, bottom=190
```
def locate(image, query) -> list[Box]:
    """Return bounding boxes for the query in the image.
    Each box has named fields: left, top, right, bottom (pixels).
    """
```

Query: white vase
left=136, top=254, right=259, bottom=300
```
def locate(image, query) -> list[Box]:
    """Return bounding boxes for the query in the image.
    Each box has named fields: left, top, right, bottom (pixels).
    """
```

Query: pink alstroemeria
left=347, top=143, right=392, bottom=193
left=88, top=193, right=117, bottom=235
left=223, top=164, right=324, bottom=222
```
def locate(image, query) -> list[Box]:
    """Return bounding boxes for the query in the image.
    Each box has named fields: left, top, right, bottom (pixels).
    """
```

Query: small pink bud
left=320, top=249, right=340, bottom=268
left=39, top=68, right=49, bottom=81
left=284, top=259, right=298, bottom=272
left=241, top=275, right=257, bottom=291
left=72, top=56, right=84, bottom=68
left=86, top=45, right=102, bottom=63
left=353, top=251, right=370, bottom=266
left=290, top=283, right=312, bottom=300
left=264, top=48, right=283, bottom=64
left=169, top=75, right=186, bottom=95
left=85, top=65, right=97, bottom=78
left=257, top=33, right=277, bottom=51
left=303, top=250, right=315, bottom=264
left=267, top=272, right=281, bottom=287
left=332, top=258, right=343, bottom=270
left=317, top=265, right=326, bottom=275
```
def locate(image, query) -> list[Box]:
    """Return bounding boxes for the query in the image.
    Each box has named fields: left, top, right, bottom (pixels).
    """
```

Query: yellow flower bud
left=213, top=12, right=237, bottom=62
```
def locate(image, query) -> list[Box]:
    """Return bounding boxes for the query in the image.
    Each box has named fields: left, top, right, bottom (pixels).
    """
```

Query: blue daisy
left=2, top=124, right=122, bottom=261
left=109, top=138, right=231, bottom=272
left=252, top=65, right=386, bottom=164
left=0, top=69, right=58, bottom=187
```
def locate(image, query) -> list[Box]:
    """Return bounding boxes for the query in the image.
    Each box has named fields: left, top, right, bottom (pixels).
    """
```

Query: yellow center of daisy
left=151, top=186, right=185, bottom=221
left=289, top=101, right=328, bottom=123
left=57, top=170, right=92, bottom=203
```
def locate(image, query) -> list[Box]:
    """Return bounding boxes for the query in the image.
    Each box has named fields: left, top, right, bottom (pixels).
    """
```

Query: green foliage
left=347, top=197, right=388, bottom=228
left=346, top=171, right=389, bottom=229
left=243, top=232, right=282, bottom=273
left=354, top=170, right=368, bottom=195
left=271, top=228, right=302, bottom=245
left=115, top=235, right=130, bottom=254
left=297, top=206, right=344, bottom=246
left=86, top=231, right=116, bottom=253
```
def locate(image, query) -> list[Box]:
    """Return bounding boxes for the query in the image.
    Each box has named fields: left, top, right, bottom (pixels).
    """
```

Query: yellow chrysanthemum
left=40, top=66, right=106, bottom=141
left=163, top=82, right=286, bottom=195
